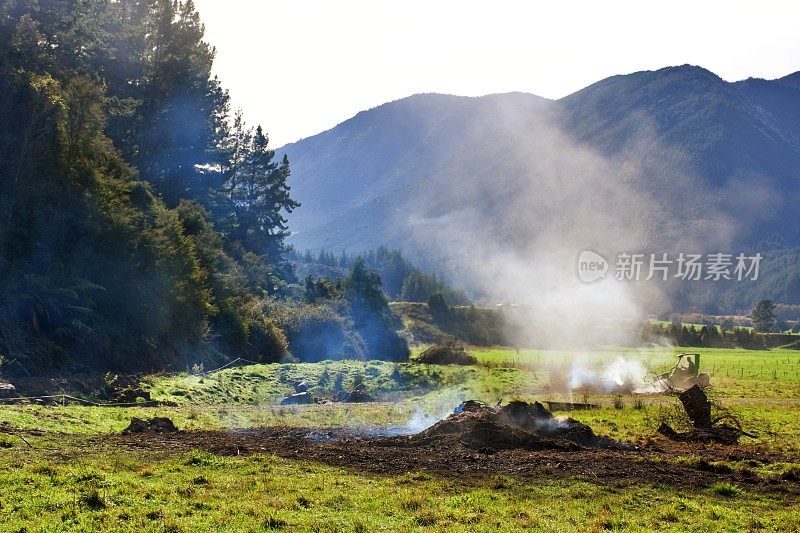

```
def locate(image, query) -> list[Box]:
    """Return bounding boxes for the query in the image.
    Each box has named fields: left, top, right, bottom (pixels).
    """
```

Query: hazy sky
left=194, top=0, right=800, bottom=147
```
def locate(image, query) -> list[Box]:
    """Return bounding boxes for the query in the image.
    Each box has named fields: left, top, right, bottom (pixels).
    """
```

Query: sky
left=194, top=0, right=800, bottom=147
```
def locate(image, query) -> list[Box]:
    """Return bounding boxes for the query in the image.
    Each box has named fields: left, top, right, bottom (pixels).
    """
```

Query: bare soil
left=101, top=427, right=799, bottom=493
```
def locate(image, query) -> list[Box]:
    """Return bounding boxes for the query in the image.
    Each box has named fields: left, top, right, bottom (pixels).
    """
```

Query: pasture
left=1, top=346, right=799, bottom=531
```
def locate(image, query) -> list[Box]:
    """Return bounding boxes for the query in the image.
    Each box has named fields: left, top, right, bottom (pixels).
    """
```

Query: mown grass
left=469, top=345, right=800, bottom=397
left=0, top=445, right=797, bottom=532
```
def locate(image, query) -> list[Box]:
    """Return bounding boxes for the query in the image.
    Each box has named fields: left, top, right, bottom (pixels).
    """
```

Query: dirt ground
left=103, top=426, right=799, bottom=494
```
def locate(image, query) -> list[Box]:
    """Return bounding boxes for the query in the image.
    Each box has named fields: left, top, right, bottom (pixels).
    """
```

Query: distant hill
left=281, top=92, right=549, bottom=250
left=281, top=66, right=800, bottom=312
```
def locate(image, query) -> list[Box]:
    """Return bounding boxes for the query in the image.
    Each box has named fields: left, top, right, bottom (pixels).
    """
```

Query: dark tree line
left=641, top=321, right=793, bottom=349
left=291, top=245, right=470, bottom=305
left=0, top=1, right=406, bottom=374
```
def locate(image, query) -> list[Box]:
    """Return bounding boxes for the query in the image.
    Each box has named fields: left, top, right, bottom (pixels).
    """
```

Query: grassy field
left=466, top=346, right=800, bottom=455
left=1, top=346, right=800, bottom=531
left=468, top=346, right=800, bottom=397
left=4, top=444, right=797, bottom=532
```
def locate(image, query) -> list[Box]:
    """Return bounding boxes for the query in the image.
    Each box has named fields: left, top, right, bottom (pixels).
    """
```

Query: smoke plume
left=405, top=103, right=736, bottom=348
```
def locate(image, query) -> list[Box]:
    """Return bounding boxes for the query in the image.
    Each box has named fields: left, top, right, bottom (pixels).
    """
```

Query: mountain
left=564, top=66, right=800, bottom=184
left=280, top=66, right=800, bottom=311
left=281, top=92, right=549, bottom=250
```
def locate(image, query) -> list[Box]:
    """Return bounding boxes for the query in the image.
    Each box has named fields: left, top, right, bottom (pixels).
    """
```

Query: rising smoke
left=405, top=101, right=737, bottom=349
left=567, top=355, right=664, bottom=394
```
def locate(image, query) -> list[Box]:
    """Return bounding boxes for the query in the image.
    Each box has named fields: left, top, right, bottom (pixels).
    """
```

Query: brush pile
left=657, top=386, right=751, bottom=444
left=395, top=400, right=633, bottom=453
left=414, top=342, right=477, bottom=365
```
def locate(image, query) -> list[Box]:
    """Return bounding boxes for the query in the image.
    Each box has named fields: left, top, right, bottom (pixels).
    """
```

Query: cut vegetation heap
left=414, top=342, right=477, bottom=366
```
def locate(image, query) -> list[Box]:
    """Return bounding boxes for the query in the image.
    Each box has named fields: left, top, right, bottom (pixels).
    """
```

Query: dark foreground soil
left=102, top=426, right=799, bottom=494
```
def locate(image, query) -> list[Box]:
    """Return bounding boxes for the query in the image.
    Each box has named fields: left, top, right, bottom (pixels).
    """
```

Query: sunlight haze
left=194, top=0, right=800, bottom=146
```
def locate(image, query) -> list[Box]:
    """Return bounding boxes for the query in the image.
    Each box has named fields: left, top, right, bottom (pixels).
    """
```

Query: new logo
left=578, top=250, right=608, bottom=283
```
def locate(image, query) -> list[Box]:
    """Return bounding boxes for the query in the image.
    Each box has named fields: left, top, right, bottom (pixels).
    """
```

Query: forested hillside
left=0, top=1, right=408, bottom=375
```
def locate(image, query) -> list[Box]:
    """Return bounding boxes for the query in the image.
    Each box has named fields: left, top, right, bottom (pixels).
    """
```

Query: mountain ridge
left=279, top=65, right=800, bottom=310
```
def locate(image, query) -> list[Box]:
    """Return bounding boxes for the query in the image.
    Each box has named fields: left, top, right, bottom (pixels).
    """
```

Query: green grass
left=468, top=346, right=800, bottom=397
left=3, top=347, right=800, bottom=449
left=0, top=361, right=534, bottom=437
left=2, top=347, right=800, bottom=530
left=462, top=345, right=800, bottom=454
left=0, top=445, right=796, bottom=532
left=147, top=359, right=484, bottom=405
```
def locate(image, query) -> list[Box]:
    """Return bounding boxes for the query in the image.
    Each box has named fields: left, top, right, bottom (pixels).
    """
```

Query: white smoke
left=383, top=388, right=467, bottom=435
left=404, top=100, right=737, bottom=348
left=568, top=355, right=664, bottom=394
left=401, top=405, right=451, bottom=434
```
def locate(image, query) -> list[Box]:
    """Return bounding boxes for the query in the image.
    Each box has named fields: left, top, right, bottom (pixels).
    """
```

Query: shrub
left=276, top=303, right=362, bottom=362
left=427, top=293, right=449, bottom=317
left=613, top=395, right=625, bottom=409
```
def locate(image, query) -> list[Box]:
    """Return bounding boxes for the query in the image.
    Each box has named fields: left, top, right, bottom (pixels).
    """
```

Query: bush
left=427, top=293, right=449, bottom=317
left=276, top=303, right=363, bottom=362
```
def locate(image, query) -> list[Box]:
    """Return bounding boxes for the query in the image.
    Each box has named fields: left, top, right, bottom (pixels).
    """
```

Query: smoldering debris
left=393, top=400, right=635, bottom=453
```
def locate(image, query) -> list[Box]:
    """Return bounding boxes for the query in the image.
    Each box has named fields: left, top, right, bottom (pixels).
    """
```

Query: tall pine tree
left=224, top=122, right=299, bottom=283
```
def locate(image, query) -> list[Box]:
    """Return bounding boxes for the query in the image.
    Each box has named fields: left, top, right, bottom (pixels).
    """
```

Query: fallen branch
left=657, top=422, right=748, bottom=445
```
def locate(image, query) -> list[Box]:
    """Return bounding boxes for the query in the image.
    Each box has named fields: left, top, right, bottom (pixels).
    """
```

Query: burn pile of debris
left=658, top=386, right=753, bottom=444
left=395, top=400, right=634, bottom=453
left=414, top=342, right=477, bottom=366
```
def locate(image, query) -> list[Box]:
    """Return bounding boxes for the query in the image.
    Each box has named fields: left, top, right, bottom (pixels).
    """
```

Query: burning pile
left=396, top=400, right=633, bottom=453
